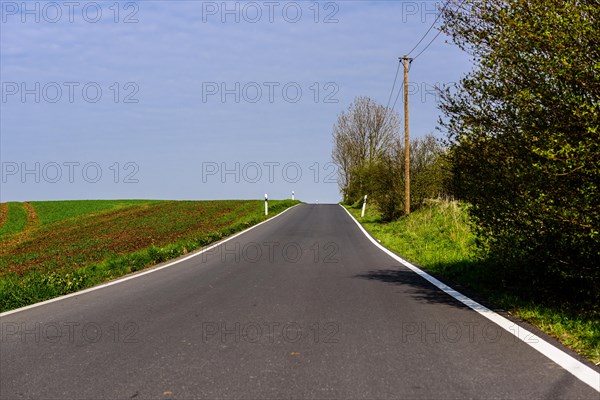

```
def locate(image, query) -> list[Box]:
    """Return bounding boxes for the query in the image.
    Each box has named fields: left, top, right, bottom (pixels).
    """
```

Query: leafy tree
left=439, top=0, right=599, bottom=303
left=410, top=135, right=452, bottom=208
left=331, top=96, right=400, bottom=204
left=369, top=135, right=450, bottom=220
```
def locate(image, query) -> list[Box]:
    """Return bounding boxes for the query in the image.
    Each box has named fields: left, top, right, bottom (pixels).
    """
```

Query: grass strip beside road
left=0, top=199, right=299, bottom=312
left=346, top=200, right=599, bottom=365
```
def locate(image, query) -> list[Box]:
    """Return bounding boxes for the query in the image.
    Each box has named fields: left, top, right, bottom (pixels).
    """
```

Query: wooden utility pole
left=402, top=55, right=411, bottom=216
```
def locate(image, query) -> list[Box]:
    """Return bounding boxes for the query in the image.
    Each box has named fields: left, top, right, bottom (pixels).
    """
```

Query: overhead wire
left=411, top=0, right=468, bottom=61
left=412, top=28, right=445, bottom=61
left=383, top=0, right=465, bottom=125
left=384, top=61, right=401, bottom=111
left=406, top=0, right=454, bottom=57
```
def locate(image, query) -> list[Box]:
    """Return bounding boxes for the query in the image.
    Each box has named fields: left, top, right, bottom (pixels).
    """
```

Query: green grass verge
left=0, top=202, right=28, bottom=236
left=0, top=199, right=300, bottom=312
left=346, top=199, right=599, bottom=365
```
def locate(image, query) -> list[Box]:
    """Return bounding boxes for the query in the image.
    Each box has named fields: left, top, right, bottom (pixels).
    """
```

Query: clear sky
left=1, top=0, right=472, bottom=203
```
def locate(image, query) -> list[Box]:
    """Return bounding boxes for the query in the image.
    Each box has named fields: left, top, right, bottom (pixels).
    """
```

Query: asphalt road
left=1, top=204, right=598, bottom=399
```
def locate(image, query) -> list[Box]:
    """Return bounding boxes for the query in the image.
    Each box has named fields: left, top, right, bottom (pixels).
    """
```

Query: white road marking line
left=0, top=204, right=300, bottom=318
left=341, top=204, right=600, bottom=392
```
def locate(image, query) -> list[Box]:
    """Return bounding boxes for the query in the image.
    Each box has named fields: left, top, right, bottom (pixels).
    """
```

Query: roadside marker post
left=264, top=193, right=268, bottom=215
left=361, top=195, right=367, bottom=217
left=292, top=191, right=295, bottom=200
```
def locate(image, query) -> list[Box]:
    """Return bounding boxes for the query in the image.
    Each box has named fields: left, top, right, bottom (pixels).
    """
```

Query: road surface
left=1, top=204, right=598, bottom=399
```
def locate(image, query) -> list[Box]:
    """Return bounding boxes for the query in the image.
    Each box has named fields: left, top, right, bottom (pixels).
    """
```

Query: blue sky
left=1, top=0, right=472, bottom=203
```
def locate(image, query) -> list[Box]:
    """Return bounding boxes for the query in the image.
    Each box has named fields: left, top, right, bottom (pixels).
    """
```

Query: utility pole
left=402, top=55, right=412, bottom=216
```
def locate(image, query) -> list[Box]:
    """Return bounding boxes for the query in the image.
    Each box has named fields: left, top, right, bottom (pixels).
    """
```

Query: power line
left=383, top=1, right=463, bottom=128
left=406, top=0, right=453, bottom=56
left=410, top=0, right=467, bottom=61
left=379, top=59, right=402, bottom=130
left=412, top=28, right=444, bottom=60
left=385, top=60, right=401, bottom=111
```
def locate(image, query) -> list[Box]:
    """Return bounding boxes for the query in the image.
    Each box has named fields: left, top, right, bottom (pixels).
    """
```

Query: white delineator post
left=292, top=191, right=295, bottom=200
left=361, top=195, right=367, bottom=217
left=264, top=193, right=268, bottom=215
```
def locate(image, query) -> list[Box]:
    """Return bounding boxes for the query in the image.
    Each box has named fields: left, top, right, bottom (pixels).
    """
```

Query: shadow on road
left=354, top=268, right=471, bottom=310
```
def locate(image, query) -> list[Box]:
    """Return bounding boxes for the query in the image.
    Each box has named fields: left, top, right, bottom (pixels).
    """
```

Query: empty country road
left=1, top=204, right=598, bottom=399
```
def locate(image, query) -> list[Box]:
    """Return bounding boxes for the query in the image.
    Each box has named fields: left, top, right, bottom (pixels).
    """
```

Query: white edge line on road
left=0, top=203, right=301, bottom=318
left=340, top=204, right=600, bottom=392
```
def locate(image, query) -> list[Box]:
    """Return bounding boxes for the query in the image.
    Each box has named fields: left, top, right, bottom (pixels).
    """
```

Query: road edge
left=0, top=203, right=302, bottom=318
left=340, top=204, right=600, bottom=392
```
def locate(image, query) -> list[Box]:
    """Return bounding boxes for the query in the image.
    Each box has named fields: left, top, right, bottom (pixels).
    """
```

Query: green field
left=0, top=202, right=29, bottom=236
left=347, top=200, right=599, bottom=365
left=0, top=199, right=299, bottom=312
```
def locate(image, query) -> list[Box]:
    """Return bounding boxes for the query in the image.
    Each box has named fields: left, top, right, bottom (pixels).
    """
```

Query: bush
left=367, top=134, right=451, bottom=221
left=439, top=0, right=599, bottom=305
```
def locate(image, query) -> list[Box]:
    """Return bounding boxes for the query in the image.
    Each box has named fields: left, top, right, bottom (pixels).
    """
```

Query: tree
left=410, top=135, right=451, bottom=208
left=369, top=134, right=450, bottom=220
left=331, top=96, right=400, bottom=203
left=439, top=0, right=599, bottom=303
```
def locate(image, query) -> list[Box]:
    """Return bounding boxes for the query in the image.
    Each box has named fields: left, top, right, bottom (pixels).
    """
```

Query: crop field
left=0, top=199, right=299, bottom=311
